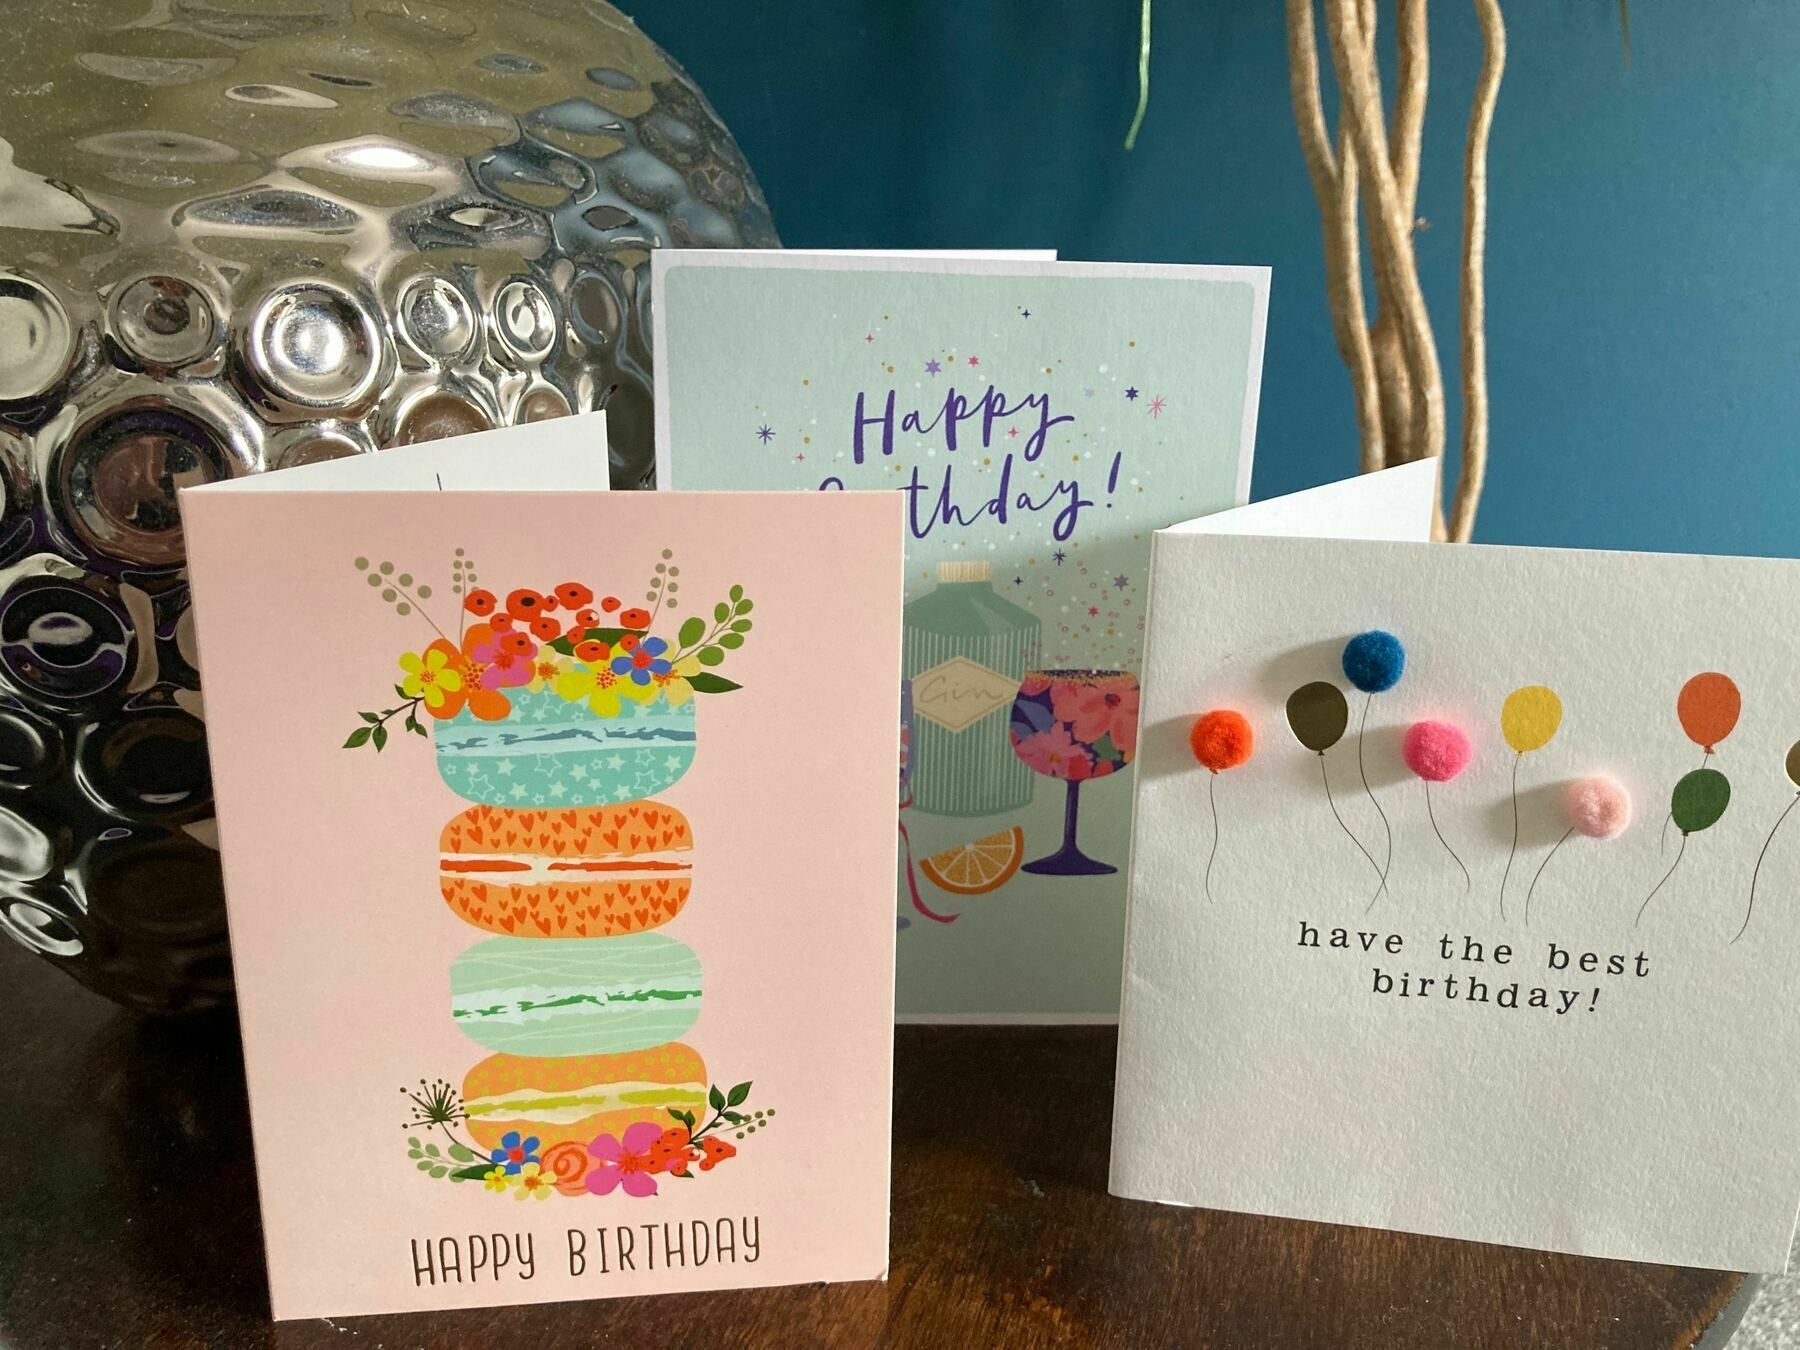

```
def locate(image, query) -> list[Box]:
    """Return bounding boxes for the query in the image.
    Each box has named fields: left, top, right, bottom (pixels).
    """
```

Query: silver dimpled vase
left=0, top=0, right=777, bottom=1012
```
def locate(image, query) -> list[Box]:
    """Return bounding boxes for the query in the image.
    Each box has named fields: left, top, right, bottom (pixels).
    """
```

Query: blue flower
left=490, top=1129, right=541, bottom=1175
left=611, top=635, right=674, bottom=686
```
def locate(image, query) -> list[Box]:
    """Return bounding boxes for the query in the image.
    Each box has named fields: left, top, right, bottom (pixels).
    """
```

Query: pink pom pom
left=1567, top=776, right=1631, bottom=839
left=1402, top=721, right=1471, bottom=783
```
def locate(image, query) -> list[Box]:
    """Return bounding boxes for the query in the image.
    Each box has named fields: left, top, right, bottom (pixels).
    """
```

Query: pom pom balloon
left=1527, top=774, right=1633, bottom=925
left=1402, top=721, right=1472, bottom=783
left=1342, top=631, right=1406, bottom=694
left=1567, top=776, right=1632, bottom=839
left=1190, top=710, right=1253, bottom=773
left=1403, top=721, right=1472, bottom=891
left=1190, top=709, right=1252, bottom=902
left=1498, top=684, right=1563, bottom=920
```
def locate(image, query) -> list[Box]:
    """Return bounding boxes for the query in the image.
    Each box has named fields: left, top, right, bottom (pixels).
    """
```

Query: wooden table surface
left=0, top=942, right=1758, bottom=1349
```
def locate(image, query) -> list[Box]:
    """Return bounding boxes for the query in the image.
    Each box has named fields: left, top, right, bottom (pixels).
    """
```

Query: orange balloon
left=1190, top=710, right=1253, bottom=773
left=1677, top=672, right=1741, bottom=752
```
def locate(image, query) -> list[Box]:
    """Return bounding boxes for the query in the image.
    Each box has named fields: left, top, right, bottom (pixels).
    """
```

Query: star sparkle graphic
left=1113, top=574, right=1129, bottom=589
left=925, top=359, right=941, bottom=375
left=1148, top=395, right=1166, bottom=418
left=1052, top=549, right=1067, bottom=565
left=968, top=355, right=980, bottom=367
left=865, top=334, right=874, bottom=343
left=1124, top=387, right=1139, bottom=401
left=755, top=424, right=775, bottom=443
left=1021, top=308, right=1031, bottom=318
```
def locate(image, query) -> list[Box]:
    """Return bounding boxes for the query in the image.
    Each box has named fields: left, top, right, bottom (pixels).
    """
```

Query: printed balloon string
left=1498, top=685, right=1563, bottom=922
left=1190, top=710, right=1253, bottom=902
left=1524, top=828, right=1573, bottom=927
left=1341, top=633, right=1404, bottom=908
left=1738, top=796, right=1798, bottom=945
left=1638, top=767, right=1730, bottom=928
left=1736, top=741, right=1800, bottom=945
left=1527, top=777, right=1632, bottom=927
left=1663, top=673, right=1741, bottom=853
left=1319, top=754, right=1387, bottom=905
left=1425, top=782, right=1471, bottom=894
left=1500, top=753, right=1522, bottom=921
left=1357, top=694, right=1392, bottom=905
left=1204, top=771, right=1221, bottom=903
left=1403, top=721, right=1472, bottom=896
left=1286, top=681, right=1384, bottom=905
left=1636, top=834, right=1686, bottom=928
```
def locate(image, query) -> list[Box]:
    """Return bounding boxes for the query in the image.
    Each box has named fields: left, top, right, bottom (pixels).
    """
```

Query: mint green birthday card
left=654, top=254, right=1267, bottom=1017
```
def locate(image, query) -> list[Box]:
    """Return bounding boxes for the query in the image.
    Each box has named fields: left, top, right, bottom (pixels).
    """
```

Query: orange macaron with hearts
left=438, top=802, right=692, bottom=938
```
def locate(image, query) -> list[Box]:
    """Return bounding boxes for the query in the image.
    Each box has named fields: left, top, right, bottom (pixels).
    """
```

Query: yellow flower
left=399, top=644, right=465, bottom=713
left=513, top=1161, right=553, bottom=1201
left=525, top=653, right=571, bottom=692
left=652, top=653, right=704, bottom=707
left=554, top=662, right=655, bottom=717
left=482, top=1166, right=510, bottom=1194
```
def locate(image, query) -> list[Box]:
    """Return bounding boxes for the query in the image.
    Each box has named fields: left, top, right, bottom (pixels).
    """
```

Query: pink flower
left=585, top=1122, right=663, bottom=1197
left=470, top=631, right=533, bottom=690
left=1011, top=724, right=1095, bottom=779
left=1018, top=671, right=1053, bottom=698
left=1053, top=680, right=1141, bottom=759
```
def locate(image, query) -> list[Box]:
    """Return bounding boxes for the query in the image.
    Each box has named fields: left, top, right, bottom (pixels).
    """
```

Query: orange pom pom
left=1190, top=710, right=1253, bottom=774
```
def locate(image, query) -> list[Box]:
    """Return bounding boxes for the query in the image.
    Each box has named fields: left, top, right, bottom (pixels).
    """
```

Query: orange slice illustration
left=919, top=827, right=1025, bottom=896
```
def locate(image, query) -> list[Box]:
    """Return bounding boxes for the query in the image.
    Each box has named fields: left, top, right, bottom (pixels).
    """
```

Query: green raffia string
left=1124, top=0, right=1152, bottom=150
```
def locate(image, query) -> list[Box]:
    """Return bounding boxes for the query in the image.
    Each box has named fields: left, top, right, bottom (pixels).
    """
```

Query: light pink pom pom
left=1567, top=775, right=1631, bottom=839
left=1402, top=720, right=1471, bottom=783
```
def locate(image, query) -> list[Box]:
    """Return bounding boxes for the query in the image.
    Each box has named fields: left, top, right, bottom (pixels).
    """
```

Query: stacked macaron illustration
left=355, top=547, right=773, bottom=1199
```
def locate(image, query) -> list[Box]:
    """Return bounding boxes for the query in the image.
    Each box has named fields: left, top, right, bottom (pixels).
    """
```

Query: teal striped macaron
left=449, top=933, right=701, bottom=1057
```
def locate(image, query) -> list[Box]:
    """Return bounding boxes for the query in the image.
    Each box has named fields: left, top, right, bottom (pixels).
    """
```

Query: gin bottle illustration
left=903, top=561, right=1040, bottom=816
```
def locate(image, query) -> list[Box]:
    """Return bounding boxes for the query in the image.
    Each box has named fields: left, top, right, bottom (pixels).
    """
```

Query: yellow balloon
left=1501, top=685, right=1562, bottom=754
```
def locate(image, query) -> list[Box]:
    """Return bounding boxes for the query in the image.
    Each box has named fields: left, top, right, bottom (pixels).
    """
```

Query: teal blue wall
left=638, top=3, right=1800, bottom=556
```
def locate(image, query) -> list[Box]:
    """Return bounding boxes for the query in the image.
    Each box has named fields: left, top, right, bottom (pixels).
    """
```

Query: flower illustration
left=698, top=1136, right=737, bottom=1172
left=1011, top=724, right=1095, bottom=780
left=489, top=1130, right=540, bottom=1176
left=652, top=653, right=704, bottom=707
left=482, top=1167, right=511, bottom=1194
left=513, top=1162, right=555, bottom=1201
left=585, top=1122, right=663, bottom=1197
left=612, top=636, right=672, bottom=686
left=525, top=653, right=569, bottom=692
left=400, top=641, right=465, bottom=717
left=555, top=660, right=656, bottom=716
left=539, top=1140, right=592, bottom=1195
left=1054, top=680, right=1140, bottom=760
left=468, top=624, right=533, bottom=691
left=649, top=1125, right=700, bottom=1177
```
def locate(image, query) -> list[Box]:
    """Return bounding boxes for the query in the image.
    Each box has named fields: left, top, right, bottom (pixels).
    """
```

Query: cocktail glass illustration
left=1009, top=669, right=1140, bottom=876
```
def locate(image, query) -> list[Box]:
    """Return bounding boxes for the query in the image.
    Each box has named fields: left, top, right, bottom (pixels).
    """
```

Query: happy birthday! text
left=819, top=384, right=1123, bottom=543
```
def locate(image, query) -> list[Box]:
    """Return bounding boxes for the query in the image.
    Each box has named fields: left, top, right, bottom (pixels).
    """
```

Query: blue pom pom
left=1342, top=630, right=1405, bottom=693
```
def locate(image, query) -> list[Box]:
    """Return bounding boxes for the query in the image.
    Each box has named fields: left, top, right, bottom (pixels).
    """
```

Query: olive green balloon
left=1286, top=681, right=1350, bottom=754
left=1786, top=741, right=1800, bottom=790
left=1671, top=767, right=1730, bottom=835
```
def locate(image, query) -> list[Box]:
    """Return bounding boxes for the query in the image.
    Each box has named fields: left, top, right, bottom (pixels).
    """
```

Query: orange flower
left=648, top=1126, right=700, bottom=1177
left=540, top=1140, right=591, bottom=1196
left=698, top=1136, right=736, bottom=1171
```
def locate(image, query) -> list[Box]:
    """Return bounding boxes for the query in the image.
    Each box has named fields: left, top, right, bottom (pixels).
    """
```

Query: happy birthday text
left=818, top=384, right=1123, bottom=542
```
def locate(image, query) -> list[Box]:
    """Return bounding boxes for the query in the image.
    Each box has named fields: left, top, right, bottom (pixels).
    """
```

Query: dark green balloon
left=1786, top=741, right=1800, bottom=790
left=1671, top=767, right=1730, bottom=835
left=1286, top=681, right=1349, bottom=754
